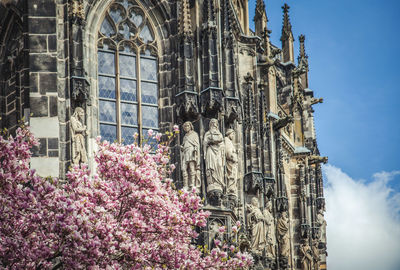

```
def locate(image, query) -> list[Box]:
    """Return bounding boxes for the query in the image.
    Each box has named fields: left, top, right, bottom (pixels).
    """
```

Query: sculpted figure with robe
left=246, top=197, right=267, bottom=254
left=300, top=241, right=312, bottom=270
left=312, top=240, right=320, bottom=270
left=316, top=208, right=327, bottom=243
left=181, top=121, right=201, bottom=193
left=225, top=129, right=238, bottom=196
left=264, top=201, right=276, bottom=258
left=277, top=211, right=290, bottom=258
left=203, top=119, right=225, bottom=193
left=71, top=107, right=88, bottom=165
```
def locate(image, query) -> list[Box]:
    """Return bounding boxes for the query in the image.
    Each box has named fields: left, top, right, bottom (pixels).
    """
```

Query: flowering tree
left=0, top=126, right=252, bottom=269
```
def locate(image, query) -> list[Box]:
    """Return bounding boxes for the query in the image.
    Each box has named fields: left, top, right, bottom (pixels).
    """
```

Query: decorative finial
left=281, top=3, right=293, bottom=41
left=299, top=35, right=307, bottom=58
left=282, top=3, right=290, bottom=13
left=298, top=34, right=308, bottom=69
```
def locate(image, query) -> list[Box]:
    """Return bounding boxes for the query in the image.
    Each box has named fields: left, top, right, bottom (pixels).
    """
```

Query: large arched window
left=97, top=0, right=158, bottom=144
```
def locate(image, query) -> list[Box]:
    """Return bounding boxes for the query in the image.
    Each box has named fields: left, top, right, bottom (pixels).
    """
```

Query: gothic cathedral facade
left=0, top=0, right=327, bottom=269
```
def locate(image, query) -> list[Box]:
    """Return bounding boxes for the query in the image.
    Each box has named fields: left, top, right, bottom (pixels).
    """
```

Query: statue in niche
left=246, top=197, right=267, bottom=254
left=277, top=211, right=290, bottom=258
left=316, top=208, right=327, bottom=243
left=225, top=129, right=238, bottom=196
left=203, top=119, right=225, bottom=193
left=300, top=241, right=313, bottom=270
left=264, top=201, right=276, bottom=258
left=71, top=107, right=88, bottom=165
left=312, top=240, right=320, bottom=270
left=180, top=121, right=201, bottom=193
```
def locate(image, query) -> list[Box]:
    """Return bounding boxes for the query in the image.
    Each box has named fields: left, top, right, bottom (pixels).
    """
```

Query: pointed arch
left=84, top=0, right=172, bottom=147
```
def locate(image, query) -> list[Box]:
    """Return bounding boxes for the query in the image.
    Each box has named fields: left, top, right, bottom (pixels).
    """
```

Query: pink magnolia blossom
left=0, top=127, right=253, bottom=269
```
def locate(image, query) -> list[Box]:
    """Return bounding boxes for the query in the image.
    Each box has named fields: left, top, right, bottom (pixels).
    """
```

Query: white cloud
left=323, top=165, right=400, bottom=270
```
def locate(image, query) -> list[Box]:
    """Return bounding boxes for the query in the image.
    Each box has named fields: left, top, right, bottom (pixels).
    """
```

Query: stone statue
left=70, top=107, right=88, bottom=165
left=181, top=121, right=201, bottom=193
left=246, top=197, right=267, bottom=254
left=316, top=208, right=327, bottom=243
left=264, top=201, right=276, bottom=258
left=300, top=241, right=313, bottom=270
left=312, top=240, right=320, bottom=270
left=225, top=129, right=238, bottom=196
left=277, top=211, right=290, bottom=258
left=203, top=119, right=225, bottom=193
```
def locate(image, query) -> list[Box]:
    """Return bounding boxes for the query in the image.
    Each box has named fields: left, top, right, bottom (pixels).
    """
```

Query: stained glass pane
left=121, top=103, right=137, bottom=125
left=140, top=58, right=157, bottom=81
left=120, top=43, right=135, bottom=54
left=130, top=8, right=143, bottom=27
left=142, top=106, right=158, bottom=128
left=141, top=82, right=157, bottom=104
left=109, top=6, right=124, bottom=24
left=98, top=51, right=115, bottom=75
left=100, top=17, right=115, bottom=37
left=118, top=0, right=131, bottom=9
left=99, top=76, right=115, bottom=99
left=119, top=54, right=136, bottom=78
left=99, top=100, right=116, bottom=123
left=100, top=124, right=117, bottom=143
left=142, top=128, right=158, bottom=145
left=139, top=23, right=154, bottom=43
left=121, top=126, right=137, bottom=145
left=119, top=21, right=135, bottom=40
left=120, top=79, right=137, bottom=101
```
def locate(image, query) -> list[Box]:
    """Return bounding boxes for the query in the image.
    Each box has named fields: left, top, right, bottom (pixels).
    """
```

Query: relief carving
left=225, top=129, right=238, bottom=196
left=181, top=121, right=201, bottom=193
left=204, top=119, right=225, bottom=193
left=70, top=107, right=88, bottom=165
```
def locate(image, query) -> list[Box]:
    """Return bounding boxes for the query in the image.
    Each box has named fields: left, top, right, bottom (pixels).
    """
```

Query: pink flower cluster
left=0, top=127, right=253, bottom=269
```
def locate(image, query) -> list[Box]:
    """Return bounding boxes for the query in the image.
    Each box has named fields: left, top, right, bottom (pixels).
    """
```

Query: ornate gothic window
left=97, top=0, right=158, bottom=144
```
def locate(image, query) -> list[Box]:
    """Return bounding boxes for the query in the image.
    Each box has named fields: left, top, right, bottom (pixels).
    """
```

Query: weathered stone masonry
left=0, top=0, right=328, bottom=269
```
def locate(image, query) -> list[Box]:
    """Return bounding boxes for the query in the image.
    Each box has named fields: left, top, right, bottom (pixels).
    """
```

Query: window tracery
left=97, top=0, right=158, bottom=144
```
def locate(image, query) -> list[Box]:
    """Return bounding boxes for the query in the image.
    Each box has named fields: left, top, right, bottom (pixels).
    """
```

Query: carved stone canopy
left=71, top=76, right=90, bottom=105
left=176, top=91, right=199, bottom=122
left=244, top=172, right=264, bottom=193
left=200, top=87, right=224, bottom=118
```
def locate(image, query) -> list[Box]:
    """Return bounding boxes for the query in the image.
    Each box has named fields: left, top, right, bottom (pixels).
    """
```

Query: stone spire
left=254, top=0, right=269, bottom=37
left=179, top=0, right=192, bottom=37
left=280, top=3, right=294, bottom=63
left=281, top=3, right=292, bottom=40
left=297, top=34, right=309, bottom=87
left=298, top=34, right=309, bottom=69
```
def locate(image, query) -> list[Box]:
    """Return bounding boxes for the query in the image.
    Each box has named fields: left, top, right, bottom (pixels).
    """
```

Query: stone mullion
left=115, top=50, right=122, bottom=142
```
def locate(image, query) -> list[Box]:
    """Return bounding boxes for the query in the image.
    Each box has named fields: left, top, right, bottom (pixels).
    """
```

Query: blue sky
left=248, top=0, right=400, bottom=184
left=248, top=1, right=400, bottom=269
